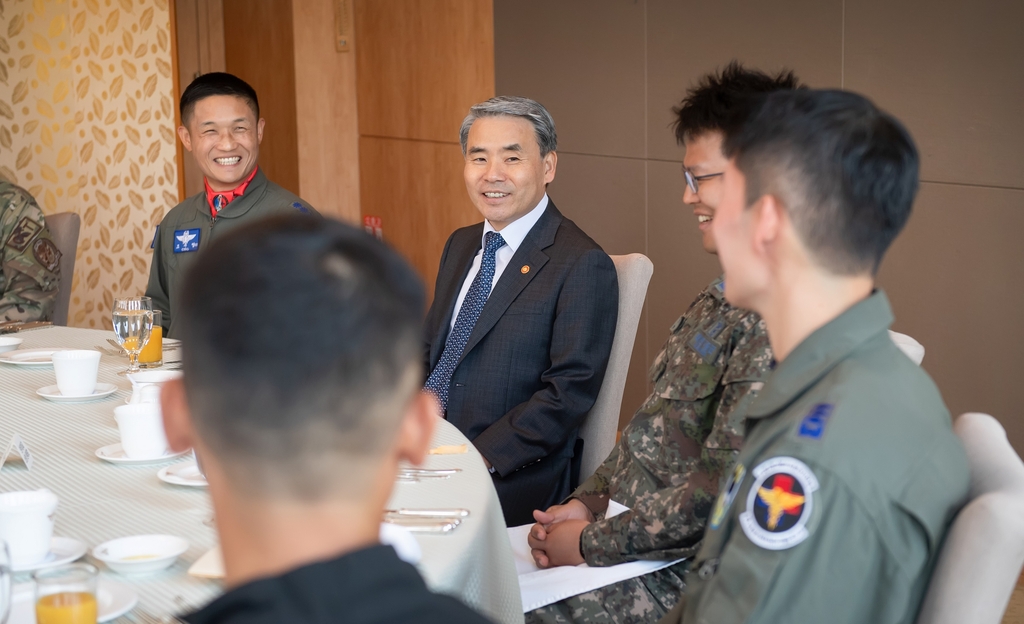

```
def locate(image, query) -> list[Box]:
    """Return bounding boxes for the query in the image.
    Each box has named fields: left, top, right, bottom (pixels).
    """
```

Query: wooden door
left=354, top=0, right=495, bottom=300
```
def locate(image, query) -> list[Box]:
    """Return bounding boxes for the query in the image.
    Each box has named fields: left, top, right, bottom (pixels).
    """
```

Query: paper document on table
left=508, top=500, right=685, bottom=612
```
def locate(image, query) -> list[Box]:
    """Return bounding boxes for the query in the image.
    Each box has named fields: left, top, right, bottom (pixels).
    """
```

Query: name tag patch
left=689, top=332, right=721, bottom=363
left=798, top=403, right=834, bottom=439
left=173, top=228, right=201, bottom=253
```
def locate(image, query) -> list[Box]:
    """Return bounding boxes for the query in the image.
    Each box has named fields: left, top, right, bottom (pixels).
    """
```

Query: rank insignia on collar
left=709, top=462, right=746, bottom=530
left=799, top=403, right=834, bottom=439
left=740, top=456, right=819, bottom=550
left=173, top=228, right=201, bottom=253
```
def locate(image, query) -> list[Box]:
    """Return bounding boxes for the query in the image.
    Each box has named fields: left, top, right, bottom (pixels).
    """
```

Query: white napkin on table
left=509, top=500, right=684, bottom=612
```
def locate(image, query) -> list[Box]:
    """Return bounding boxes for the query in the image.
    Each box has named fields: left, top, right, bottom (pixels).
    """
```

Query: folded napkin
left=509, top=501, right=685, bottom=612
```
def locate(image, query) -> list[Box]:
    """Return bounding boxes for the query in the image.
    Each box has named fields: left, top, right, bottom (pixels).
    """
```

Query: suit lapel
left=429, top=228, right=482, bottom=367
left=457, top=204, right=563, bottom=364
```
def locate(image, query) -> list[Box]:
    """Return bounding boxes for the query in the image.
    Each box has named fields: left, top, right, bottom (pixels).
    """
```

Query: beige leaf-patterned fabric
left=0, top=0, right=178, bottom=328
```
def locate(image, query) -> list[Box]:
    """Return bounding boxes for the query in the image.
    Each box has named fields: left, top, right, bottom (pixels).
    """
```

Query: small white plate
left=0, top=336, right=24, bottom=353
left=10, top=578, right=138, bottom=623
left=96, top=443, right=190, bottom=465
left=0, top=348, right=70, bottom=366
left=93, top=534, right=189, bottom=574
left=37, top=383, right=118, bottom=403
left=158, top=461, right=207, bottom=487
left=10, top=536, right=88, bottom=573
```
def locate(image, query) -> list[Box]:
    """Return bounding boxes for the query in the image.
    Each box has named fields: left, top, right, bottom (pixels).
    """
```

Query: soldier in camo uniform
left=524, top=64, right=803, bottom=623
left=0, top=180, right=60, bottom=323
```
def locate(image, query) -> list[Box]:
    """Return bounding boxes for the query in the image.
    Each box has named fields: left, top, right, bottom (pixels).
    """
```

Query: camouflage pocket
left=654, top=362, right=724, bottom=402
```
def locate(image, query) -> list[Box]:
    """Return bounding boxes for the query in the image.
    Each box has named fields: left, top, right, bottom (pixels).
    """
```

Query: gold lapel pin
left=521, top=265, right=530, bottom=274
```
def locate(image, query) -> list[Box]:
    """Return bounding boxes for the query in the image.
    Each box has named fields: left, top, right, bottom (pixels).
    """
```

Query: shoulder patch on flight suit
left=740, top=456, right=819, bottom=550
left=6, top=216, right=42, bottom=252
left=710, top=462, right=746, bottom=530
left=798, top=403, right=834, bottom=439
left=292, top=201, right=310, bottom=214
left=150, top=225, right=159, bottom=249
left=173, top=228, right=201, bottom=253
left=32, top=238, right=61, bottom=273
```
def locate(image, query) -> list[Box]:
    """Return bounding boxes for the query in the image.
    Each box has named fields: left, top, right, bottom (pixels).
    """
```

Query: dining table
left=0, top=325, right=523, bottom=623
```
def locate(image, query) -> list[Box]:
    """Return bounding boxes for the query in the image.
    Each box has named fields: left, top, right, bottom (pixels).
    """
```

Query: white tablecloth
left=0, top=327, right=522, bottom=623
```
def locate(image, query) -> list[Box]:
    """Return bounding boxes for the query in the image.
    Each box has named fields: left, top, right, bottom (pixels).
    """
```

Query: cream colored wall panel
left=877, top=183, right=1024, bottom=452
left=0, top=0, right=179, bottom=329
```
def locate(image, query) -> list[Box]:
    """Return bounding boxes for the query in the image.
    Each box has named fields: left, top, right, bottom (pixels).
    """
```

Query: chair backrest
left=577, top=253, right=654, bottom=481
left=916, top=412, right=1024, bottom=624
left=42, top=212, right=81, bottom=326
left=889, top=330, right=925, bottom=365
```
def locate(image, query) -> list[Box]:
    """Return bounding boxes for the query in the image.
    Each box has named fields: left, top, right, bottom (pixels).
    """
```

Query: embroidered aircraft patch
left=739, top=456, right=819, bottom=550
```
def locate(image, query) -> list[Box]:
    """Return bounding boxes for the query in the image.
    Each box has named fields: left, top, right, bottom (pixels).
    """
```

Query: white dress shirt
left=449, top=194, right=549, bottom=331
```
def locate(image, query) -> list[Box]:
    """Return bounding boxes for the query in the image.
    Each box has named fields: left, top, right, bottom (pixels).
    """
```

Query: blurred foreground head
left=175, top=214, right=426, bottom=500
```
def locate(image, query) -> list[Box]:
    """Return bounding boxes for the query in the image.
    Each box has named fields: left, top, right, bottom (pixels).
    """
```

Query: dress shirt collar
left=482, top=193, right=549, bottom=253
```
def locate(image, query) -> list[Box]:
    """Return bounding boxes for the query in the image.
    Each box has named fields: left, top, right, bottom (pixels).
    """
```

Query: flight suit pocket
left=693, top=544, right=784, bottom=623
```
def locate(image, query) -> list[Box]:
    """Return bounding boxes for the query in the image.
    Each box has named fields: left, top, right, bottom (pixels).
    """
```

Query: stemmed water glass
left=111, top=297, right=153, bottom=375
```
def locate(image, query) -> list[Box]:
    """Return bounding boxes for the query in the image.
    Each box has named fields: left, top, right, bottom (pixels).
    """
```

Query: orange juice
left=36, top=592, right=98, bottom=624
left=139, top=324, right=162, bottom=365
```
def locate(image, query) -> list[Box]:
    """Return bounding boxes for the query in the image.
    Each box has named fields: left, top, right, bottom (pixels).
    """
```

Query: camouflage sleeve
left=580, top=317, right=773, bottom=566
left=0, top=190, right=60, bottom=323
left=568, top=444, right=620, bottom=517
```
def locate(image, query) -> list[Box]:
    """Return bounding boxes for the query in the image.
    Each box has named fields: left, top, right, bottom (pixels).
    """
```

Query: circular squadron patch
left=739, top=456, right=819, bottom=550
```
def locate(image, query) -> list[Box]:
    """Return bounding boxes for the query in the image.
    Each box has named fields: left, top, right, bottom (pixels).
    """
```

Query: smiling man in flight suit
left=146, top=73, right=318, bottom=337
left=660, top=89, right=970, bottom=624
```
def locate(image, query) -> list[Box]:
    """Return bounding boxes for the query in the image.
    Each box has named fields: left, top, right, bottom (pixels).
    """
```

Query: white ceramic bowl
left=0, top=337, right=24, bottom=353
left=92, top=534, right=189, bottom=574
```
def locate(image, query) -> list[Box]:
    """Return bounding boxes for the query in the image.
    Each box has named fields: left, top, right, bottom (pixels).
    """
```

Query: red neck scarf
left=204, top=166, right=259, bottom=218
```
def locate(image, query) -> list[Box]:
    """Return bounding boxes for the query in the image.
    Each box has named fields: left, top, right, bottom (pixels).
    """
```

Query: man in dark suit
left=424, top=96, right=619, bottom=526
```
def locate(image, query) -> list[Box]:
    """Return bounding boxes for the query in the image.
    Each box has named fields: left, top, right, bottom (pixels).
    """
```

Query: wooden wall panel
left=354, top=0, right=495, bottom=142
left=359, top=137, right=479, bottom=299
left=292, top=0, right=361, bottom=221
left=223, top=0, right=300, bottom=196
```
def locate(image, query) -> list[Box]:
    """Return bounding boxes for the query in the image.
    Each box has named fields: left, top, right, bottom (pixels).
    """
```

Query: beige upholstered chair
left=916, top=412, right=1024, bottom=624
left=577, top=253, right=654, bottom=482
left=43, top=212, right=81, bottom=326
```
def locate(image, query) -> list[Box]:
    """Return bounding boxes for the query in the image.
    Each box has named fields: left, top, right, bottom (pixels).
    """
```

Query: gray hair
left=459, top=96, right=557, bottom=156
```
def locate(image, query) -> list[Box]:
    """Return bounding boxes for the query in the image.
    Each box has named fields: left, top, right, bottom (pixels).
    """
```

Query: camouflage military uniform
left=526, top=276, right=773, bottom=624
left=0, top=181, right=60, bottom=322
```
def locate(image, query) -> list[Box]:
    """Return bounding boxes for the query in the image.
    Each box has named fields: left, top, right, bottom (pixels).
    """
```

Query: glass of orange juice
left=139, top=310, right=163, bottom=369
left=34, top=563, right=98, bottom=624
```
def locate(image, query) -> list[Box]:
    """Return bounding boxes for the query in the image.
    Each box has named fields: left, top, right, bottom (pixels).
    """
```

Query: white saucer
left=0, top=348, right=71, bottom=366
left=96, top=443, right=190, bottom=465
left=37, top=383, right=118, bottom=402
left=158, top=461, right=208, bottom=487
left=10, top=578, right=138, bottom=623
left=11, top=536, right=88, bottom=573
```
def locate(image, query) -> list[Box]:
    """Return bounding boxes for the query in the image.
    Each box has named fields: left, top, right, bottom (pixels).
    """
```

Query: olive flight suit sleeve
left=144, top=223, right=171, bottom=331
left=1, top=193, right=60, bottom=322
left=580, top=319, right=772, bottom=566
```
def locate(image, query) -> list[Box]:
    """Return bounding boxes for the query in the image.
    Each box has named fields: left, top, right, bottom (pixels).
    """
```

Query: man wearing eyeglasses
left=525, top=63, right=801, bottom=623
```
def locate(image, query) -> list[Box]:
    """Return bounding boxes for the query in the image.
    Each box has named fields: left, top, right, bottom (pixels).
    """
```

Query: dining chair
left=43, top=212, right=81, bottom=326
left=916, top=412, right=1024, bottom=624
left=577, top=253, right=654, bottom=484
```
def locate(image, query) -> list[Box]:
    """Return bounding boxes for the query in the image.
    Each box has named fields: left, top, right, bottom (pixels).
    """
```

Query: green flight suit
left=145, top=168, right=319, bottom=337
left=663, top=290, right=970, bottom=624
left=0, top=181, right=61, bottom=322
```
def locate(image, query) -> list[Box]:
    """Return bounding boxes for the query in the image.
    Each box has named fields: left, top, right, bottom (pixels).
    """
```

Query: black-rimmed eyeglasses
left=684, top=170, right=724, bottom=195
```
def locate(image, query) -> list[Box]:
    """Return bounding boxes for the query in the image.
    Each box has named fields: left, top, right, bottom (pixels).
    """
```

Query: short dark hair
left=177, top=214, right=426, bottom=499
left=723, top=89, right=920, bottom=275
left=179, top=72, right=260, bottom=125
left=672, top=61, right=803, bottom=144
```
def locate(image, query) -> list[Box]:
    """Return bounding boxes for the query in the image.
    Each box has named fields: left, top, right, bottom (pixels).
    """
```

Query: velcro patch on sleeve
left=6, top=216, right=42, bottom=252
left=32, top=238, right=61, bottom=273
left=740, top=456, right=818, bottom=550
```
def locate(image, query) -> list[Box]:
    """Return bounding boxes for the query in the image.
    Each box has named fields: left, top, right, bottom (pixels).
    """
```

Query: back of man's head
left=176, top=214, right=425, bottom=501
left=673, top=61, right=804, bottom=143
left=724, top=88, right=919, bottom=275
left=180, top=72, right=260, bottom=125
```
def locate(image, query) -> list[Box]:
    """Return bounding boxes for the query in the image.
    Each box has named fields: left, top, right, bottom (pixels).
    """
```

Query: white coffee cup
left=114, top=403, right=170, bottom=459
left=51, top=350, right=101, bottom=397
left=0, top=489, right=58, bottom=567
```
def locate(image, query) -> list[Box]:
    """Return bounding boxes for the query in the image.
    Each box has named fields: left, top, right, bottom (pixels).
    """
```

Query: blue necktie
left=425, top=231, right=506, bottom=412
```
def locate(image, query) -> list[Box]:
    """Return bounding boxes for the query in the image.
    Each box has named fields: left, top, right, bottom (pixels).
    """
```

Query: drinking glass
left=111, top=297, right=153, bottom=375
left=138, top=309, right=163, bottom=368
left=34, top=563, right=98, bottom=624
left=0, top=540, right=10, bottom=624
